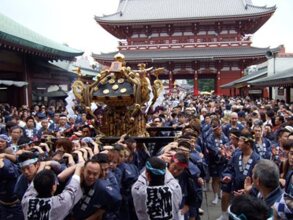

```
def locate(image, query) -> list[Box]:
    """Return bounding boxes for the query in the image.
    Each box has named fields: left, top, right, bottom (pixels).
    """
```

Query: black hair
left=124, top=137, right=136, bottom=145
left=113, top=143, right=124, bottom=151
left=177, top=140, right=192, bottom=151
left=204, top=113, right=211, bottom=118
left=178, top=112, right=188, bottom=118
left=84, top=158, right=100, bottom=167
left=211, top=118, right=220, bottom=126
left=34, top=169, right=56, bottom=198
left=283, top=139, right=293, bottom=151
left=18, top=152, right=38, bottom=163
left=229, top=128, right=241, bottom=138
left=277, top=128, right=290, bottom=140
left=276, top=115, right=285, bottom=124
left=259, top=112, right=266, bottom=123
left=230, top=195, right=271, bottom=220
left=81, top=125, right=91, bottom=130
left=181, top=131, right=198, bottom=139
left=17, top=136, right=32, bottom=147
left=264, top=123, right=272, bottom=129
left=10, top=125, right=22, bottom=132
left=240, top=129, right=254, bottom=148
left=92, top=153, right=109, bottom=164
left=25, top=116, right=35, bottom=123
left=171, top=152, right=188, bottom=165
left=171, top=112, right=177, bottom=118
left=266, top=109, right=275, bottom=118
left=147, top=157, right=166, bottom=187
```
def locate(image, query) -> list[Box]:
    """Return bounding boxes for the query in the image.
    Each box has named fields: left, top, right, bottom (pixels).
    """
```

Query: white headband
left=19, top=158, right=38, bottom=168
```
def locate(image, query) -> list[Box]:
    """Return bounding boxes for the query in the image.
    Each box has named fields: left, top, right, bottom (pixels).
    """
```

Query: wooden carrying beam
left=100, top=136, right=176, bottom=144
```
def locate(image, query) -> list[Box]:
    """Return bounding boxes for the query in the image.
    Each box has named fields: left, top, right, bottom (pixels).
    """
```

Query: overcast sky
left=1, top=0, right=292, bottom=56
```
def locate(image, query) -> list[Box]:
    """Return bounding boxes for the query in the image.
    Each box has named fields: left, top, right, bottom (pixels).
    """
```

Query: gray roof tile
left=93, top=46, right=279, bottom=62
left=249, top=67, right=293, bottom=85
left=221, top=68, right=267, bottom=88
left=0, top=12, right=83, bottom=59
left=96, top=0, right=276, bottom=23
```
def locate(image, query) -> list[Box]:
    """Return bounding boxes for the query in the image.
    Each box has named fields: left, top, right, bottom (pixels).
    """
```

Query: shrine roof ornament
left=95, top=0, right=276, bottom=23
left=0, top=12, right=83, bottom=60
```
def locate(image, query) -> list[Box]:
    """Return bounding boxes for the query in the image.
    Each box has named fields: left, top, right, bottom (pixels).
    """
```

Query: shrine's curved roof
left=0, top=12, right=83, bottom=60
left=96, top=0, right=276, bottom=23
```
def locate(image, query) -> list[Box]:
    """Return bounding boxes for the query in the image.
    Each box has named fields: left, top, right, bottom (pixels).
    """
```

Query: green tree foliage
left=198, top=79, right=215, bottom=92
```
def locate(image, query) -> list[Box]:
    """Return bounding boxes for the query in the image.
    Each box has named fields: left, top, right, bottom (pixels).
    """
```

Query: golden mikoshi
left=71, top=53, right=164, bottom=137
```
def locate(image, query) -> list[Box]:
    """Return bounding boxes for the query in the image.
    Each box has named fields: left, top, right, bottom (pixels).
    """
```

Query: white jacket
left=22, top=175, right=82, bottom=220
left=132, top=170, right=182, bottom=220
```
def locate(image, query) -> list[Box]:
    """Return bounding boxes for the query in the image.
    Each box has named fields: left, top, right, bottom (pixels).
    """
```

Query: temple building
left=0, top=12, right=83, bottom=107
left=93, top=0, right=279, bottom=96
left=222, top=46, right=293, bottom=102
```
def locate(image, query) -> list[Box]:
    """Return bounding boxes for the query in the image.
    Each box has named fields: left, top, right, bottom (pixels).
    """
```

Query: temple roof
left=221, top=67, right=267, bottom=88
left=96, top=0, right=276, bottom=24
left=248, top=67, right=293, bottom=86
left=93, top=46, right=280, bottom=63
left=0, top=12, right=83, bottom=60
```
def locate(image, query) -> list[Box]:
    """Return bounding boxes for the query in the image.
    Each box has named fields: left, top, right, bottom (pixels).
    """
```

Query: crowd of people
left=1, top=94, right=293, bottom=220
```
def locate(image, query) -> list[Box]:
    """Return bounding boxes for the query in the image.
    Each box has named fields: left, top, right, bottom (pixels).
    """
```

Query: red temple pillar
left=193, top=70, right=198, bottom=96
left=168, top=71, right=174, bottom=95
left=216, top=70, right=221, bottom=95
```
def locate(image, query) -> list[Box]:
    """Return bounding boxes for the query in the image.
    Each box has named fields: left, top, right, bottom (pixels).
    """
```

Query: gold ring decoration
left=120, top=88, right=127, bottom=93
left=117, top=78, right=124, bottom=84
left=109, top=79, right=115, bottom=84
left=103, top=89, right=110, bottom=94
left=112, top=84, right=119, bottom=90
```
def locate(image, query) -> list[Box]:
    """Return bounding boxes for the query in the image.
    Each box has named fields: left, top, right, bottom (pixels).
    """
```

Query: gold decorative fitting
left=117, top=78, right=124, bottom=84
left=70, top=53, right=164, bottom=137
left=112, top=84, right=119, bottom=90
left=109, top=79, right=115, bottom=84
left=103, top=89, right=110, bottom=94
left=120, top=88, right=127, bottom=93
